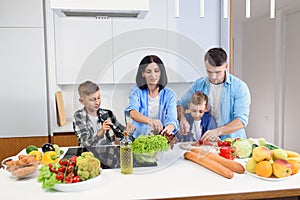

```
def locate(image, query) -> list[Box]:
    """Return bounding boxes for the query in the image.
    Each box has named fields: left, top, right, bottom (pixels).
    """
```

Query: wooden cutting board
left=55, top=91, right=67, bottom=126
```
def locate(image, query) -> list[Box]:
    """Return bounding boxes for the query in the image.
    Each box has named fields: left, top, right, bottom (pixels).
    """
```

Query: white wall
left=242, top=17, right=276, bottom=142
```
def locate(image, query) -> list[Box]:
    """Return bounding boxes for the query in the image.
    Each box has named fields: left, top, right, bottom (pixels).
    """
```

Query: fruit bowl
left=2, top=155, right=39, bottom=179
left=134, top=151, right=164, bottom=163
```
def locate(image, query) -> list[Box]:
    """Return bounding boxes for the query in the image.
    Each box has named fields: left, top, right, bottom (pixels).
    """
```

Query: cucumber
left=264, top=143, right=280, bottom=150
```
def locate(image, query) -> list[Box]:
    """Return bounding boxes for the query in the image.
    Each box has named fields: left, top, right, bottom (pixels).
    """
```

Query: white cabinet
left=54, top=0, right=228, bottom=84
left=0, top=28, right=48, bottom=137
left=0, top=0, right=43, bottom=27
left=112, top=0, right=168, bottom=83
left=54, top=16, right=113, bottom=84
left=166, top=0, right=221, bottom=82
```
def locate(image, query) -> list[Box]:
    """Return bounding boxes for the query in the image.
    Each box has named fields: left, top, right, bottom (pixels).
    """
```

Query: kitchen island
left=1, top=144, right=300, bottom=200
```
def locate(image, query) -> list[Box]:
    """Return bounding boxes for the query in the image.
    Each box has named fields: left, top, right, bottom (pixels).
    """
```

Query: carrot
left=191, top=148, right=245, bottom=174
left=184, top=151, right=234, bottom=179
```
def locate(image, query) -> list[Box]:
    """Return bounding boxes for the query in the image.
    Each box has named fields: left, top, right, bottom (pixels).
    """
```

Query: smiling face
left=142, top=62, right=161, bottom=86
left=205, top=60, right=228, bottom=85
left=79, top=90, right=101, bottom=114
left=188, top=102, right=207, bottom=121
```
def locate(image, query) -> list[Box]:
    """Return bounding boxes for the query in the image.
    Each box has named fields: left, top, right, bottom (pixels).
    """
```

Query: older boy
left=176, top=91, right=217, bottom=142
left=73, top=81, right=134, bottom=147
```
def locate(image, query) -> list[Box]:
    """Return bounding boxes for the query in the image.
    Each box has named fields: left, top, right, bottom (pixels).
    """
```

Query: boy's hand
left=102, top=119, right=113, bottom=133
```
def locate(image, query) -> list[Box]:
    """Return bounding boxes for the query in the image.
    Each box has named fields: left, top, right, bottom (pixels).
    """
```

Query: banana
left=284, top=149, right=300, bottom=157
left=287, top=157, right=300, bottom=163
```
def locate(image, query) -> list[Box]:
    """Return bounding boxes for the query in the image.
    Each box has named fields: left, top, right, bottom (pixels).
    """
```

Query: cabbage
left=232, top=139, right=252, bottom=158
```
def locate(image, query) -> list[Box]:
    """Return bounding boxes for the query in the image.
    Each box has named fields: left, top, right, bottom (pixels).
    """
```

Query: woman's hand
left=160, top=124, right=175, bottom=136
left=126, top=122, right=135, bottom=133
left=148, top=118, right=163, bottom=134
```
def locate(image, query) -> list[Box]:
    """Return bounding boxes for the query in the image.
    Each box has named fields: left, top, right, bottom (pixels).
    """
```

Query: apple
left=272, top=149, right=288, bottom=160
left=252, top=146, right=272, bottom=162
left=246, top=157, right=257, bottom=173
left=272, top=159, right=292, bottom=178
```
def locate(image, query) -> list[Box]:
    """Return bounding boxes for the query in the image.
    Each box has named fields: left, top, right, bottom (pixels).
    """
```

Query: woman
left=125, top=55, right=179, bottom=140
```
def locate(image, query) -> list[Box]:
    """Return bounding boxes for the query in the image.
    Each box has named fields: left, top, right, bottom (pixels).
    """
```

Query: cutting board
left=55, top=91, right=67, bottom=126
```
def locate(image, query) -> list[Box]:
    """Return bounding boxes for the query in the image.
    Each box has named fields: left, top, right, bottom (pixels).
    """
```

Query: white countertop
left=1, top=144, right=300, bottom=200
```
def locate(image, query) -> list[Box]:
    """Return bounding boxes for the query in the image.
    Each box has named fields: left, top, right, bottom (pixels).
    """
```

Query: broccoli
left=76, top=153, right=101, bottom=181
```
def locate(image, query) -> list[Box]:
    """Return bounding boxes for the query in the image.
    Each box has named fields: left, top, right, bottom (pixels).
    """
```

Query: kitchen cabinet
left=0, top=0, right=43, bottom=27
left=112, top=0, right=168, bottom=83
left=54, top=16, right=113, bottom=84
left=166, top=0, right=221, bottom=82
left=0, top=28, right=48, bottom=137
left=54, top=0, right=227, bottom=84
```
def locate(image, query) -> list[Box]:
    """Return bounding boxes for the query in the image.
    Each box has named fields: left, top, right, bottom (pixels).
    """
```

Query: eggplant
left=42, top=143, right=55, bottom=153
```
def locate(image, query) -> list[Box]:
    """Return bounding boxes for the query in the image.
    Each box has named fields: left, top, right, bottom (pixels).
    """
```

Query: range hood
left=50, top=0, right=149, bottom=19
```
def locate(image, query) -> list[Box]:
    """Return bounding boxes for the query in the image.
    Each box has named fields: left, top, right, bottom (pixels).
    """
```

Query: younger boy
left=176, top=91, right=217, bottom=142
left=73, top=81, right=134, bottom=147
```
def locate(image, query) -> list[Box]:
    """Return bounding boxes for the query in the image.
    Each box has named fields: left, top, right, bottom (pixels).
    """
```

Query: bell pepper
left=29, top=150, right=42, bottom=161
left=219, top=146, right=236, bottom=160
left=41, top=151, right=58, bottom=165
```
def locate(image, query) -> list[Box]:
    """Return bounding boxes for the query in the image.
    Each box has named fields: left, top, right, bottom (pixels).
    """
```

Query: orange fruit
left=255, top=160, right=273, bottom=178
left=287, top=159, right=300, bottom=175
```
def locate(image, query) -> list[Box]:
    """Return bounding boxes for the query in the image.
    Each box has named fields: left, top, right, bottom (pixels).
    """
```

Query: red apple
left=272, top=159, right=292, bottom=178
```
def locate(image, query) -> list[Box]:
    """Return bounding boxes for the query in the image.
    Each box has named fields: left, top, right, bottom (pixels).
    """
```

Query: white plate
left=53, top=170, right=103, bottom=192
left=179, top=142, right=218, bottom=154
left=245, top=169, right=299, bottom=181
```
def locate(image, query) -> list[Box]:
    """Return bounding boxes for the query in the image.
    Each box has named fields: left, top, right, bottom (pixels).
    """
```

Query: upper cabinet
left=0, top=0, right=43, bottom=27
left=54, top=16, right=114, bottom=84
left=53, top=0, right=228, bottom=84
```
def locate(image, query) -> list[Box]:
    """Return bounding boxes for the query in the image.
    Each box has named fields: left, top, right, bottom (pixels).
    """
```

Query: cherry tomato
left=57, top=166, right=66, bottom=173
left=59, top=158, right=68, bottom=166
left=56, top=172, right=64, bottom=181
left=65, top=175, right=73, bottom=183
left=72, top=176, right=81, bottom=183
left=217, top=141, right=223, bottom=147
left=67, top=165, right=75, bottom=174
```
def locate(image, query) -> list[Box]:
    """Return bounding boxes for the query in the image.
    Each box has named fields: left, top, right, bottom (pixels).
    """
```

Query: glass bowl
left=133, top=151, right=164, bottom=163
left=2, top=155, right=39, bottom=179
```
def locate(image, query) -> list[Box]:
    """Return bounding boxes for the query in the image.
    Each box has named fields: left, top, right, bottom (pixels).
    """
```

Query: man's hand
left=201, top=127, right=223, bottom=142
left=179, top=117, right=190, bottom=135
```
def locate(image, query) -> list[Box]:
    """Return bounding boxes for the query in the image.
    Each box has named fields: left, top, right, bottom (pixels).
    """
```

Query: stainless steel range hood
left=50, top=0, right=149, bottom=19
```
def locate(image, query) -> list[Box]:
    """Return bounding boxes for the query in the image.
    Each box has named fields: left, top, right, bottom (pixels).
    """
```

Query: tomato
left=72, top=176, right=81, bottom=183
left=223, top=141, right=231, bottom=147
left=67, top=165, right=75, bottom=174
left=217, top=141, right=223, bottom=147
left=57, top=166, right=66, bottom=173
left=59, top=158, right=68, bottom=166
left=56, top=172, right=64, bottom=181
left=65, top=175, right=73, bottom=183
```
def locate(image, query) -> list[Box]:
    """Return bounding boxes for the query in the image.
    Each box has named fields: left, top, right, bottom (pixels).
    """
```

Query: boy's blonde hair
left=190, top=91, right=208, bottom=106
left=78, top=81, right=99, bottom=97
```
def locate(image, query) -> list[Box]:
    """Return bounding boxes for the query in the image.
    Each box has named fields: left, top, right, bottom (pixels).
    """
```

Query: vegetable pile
left=37, top=152, right=101, bottom=189
left=131, top=135, right=169, bottom=154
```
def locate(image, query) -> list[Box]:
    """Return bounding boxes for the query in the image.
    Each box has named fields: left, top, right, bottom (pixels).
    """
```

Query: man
left=177, top=47, right=251, bottom=141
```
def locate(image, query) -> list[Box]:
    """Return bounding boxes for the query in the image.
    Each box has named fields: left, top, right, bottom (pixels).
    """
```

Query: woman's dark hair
left=204, top=47, right=227, bottom=67
left=136, top=55, right=168, bottom=90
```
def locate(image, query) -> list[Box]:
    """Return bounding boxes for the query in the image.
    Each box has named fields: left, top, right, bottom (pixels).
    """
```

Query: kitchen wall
left=47, top=0, right=229, bottom=134
left=232, top=1, right=300, bottom=152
